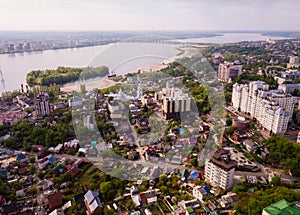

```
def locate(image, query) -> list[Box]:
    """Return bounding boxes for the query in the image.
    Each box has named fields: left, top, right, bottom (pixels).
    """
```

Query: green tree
left=27, top=186, right=37, bottom=195
left=226, top=126, right=236, bottom=136
left=226, top=117, right=233, bottom=126
left=271, top=176, right=281, bottom=186
left=23, top=141, right=32, bottom=152
left=100, top=181, right=112, bottom=196
left=30, top=156, right=36, bottom=163
left=160, top=185, right=168, bottom=195
left=190, top=158, right=198, bottom=167
left=29, top=164, right=36, bottom=174
left=249, top=121, right=255, bottom=129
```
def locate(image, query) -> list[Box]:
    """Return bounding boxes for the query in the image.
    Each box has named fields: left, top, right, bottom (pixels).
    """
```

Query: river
left=173, top=32, right=290, bottom=44
left=0, top=33, right=291, bottom=93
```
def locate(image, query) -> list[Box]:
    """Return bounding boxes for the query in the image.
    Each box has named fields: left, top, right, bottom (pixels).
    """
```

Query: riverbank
left=61, top=78, right=118, bottom=92
left=60, top=44, right=205, bottom=92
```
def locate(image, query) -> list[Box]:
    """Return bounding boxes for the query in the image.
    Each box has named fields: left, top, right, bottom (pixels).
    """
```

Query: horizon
left=0, top=0, right=300, bottom=31
left=0, top=30, right=300, bottom=32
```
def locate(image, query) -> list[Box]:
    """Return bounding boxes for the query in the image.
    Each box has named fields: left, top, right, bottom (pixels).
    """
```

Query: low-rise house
left=131, top=186, right=142, bottom=207
left=67, top=166, right=82, bottom=179
left=17, top=167, right=28, bottom=175
left=84, top=190, right=103, bottom=215
left=110, top=110, right=123, bottom=119
left=2, top=203, right=19, bottom=215
left=53, top=164, right=65, bottom=174
left=144, top=208, right=152, bottom=215
left=243, top=139, right=258, bottom=152
left=219, top=192, right=238, bottom=208
left=0, top=111, right=28, bottom=127
left=69, top=97, right=84, bottom=107
left=96, top=142, right=109, bottom=152
left=42, top=179, right=54, bottom=191
left=136, top=117, right=150, bottom=133
left=38, top=157, right=50, bottom=169
left=179, top=199, right=201, bottom=210
left=262, top=199, right=300, bottom=215
left=54, top=144, right=63, bottom=153
left=0, top=168, right=8, bottom=179
left=49, top=208, right=64, bottom=215
left=140, top=190, right=157, bottom=205
left=48, top=155, right=57, bottom=164
left=45, top=191, right=63, bottom=210
left=192, top=186, right=210, bottom=202
left=16, top=153, right=28, bottom=163
left=64, top=139, right=80, bottom=150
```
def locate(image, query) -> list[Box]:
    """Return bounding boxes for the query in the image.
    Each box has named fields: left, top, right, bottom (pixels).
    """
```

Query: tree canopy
left=27, top=66, right=109, bottom=86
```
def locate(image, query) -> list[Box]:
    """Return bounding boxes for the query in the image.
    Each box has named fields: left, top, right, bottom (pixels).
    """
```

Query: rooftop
left=263, top=199, right=300, bottom=215
left=210, top=149, right=237, bottom=171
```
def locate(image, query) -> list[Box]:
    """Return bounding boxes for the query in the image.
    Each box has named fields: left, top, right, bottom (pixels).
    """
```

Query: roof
left=84, top=190, right=102, bottom=212
left=243, top=139, right=256, bottom=147
left=73, top=193, right=85, bottom=207
left=16, top=153, right=27, bottom=161
left=143, top=190, right=157, bottom=199
left=67, top=166, right=82, bottom=179
left=263, top=199, right=300, bottom=215
left=210, top=149, right=237, bottom=171
left=48, top=156, right=57, bottom=164
left=210, top=212, right=221, bottom=215
left=84, top=190, right=99, bottom=204
left=140, top=192, right=147, bottom=204
left=46, top=191, right=63, bottom=206
left=3, top=203, right=18, bottom=214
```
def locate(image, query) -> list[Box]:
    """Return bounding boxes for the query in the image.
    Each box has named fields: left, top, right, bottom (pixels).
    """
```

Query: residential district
left=0, top=38, right=300, bottom=215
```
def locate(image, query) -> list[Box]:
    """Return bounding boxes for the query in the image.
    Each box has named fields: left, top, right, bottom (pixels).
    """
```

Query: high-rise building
left=205, top=149, right=237, bottom=191
left=35, top=92, right=51, bottom=116
left=218, top=62, right=243, bottom=82
left=232, top=81, right=294, bottom=134
left=287, top=55, right=300, bottom=68
left=159, top=87, right=191, bottom=120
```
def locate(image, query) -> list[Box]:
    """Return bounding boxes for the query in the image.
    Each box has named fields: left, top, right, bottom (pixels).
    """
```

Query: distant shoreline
left=0, top=43, right=111, bottom=56
left=1, top=32, right=295, bottom=56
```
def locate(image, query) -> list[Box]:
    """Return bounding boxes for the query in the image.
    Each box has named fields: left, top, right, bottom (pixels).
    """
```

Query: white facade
left=205, top=160, right=235, bottom=191
left=161, top=87, right=191, bottom=119
left=192, top=186, right=209, bottom=202
left=68, top=97, right=84, bottom=107
left=232, top=81, right=294, bottom=134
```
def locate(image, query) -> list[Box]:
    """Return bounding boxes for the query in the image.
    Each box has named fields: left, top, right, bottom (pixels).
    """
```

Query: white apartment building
left=158, top=87, right=191, bottom=120
left=218, top=62, right=243, bottom=82
left=205, top=149, right=237, bottom=191
left=232, top=81, right=294, bottom=134
left=278, top=83, right=300, bottom=94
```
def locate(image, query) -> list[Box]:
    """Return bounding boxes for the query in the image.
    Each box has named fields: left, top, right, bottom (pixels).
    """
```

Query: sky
left=0, top=0, right=299, bottom=31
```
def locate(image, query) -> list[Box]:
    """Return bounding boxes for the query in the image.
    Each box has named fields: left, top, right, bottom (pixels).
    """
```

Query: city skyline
left=0, top=0, right=299, bottom=31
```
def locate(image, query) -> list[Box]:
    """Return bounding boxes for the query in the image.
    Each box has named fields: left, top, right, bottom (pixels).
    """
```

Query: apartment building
left=35, top=92, right=51, bottom=116
left=205, top=149, right=237, bottom=191
left=158, top=87, right=191, bottom=120
left=232, top=81, right=294, bottom=134
left=217, top=62, right=243, bottom=82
